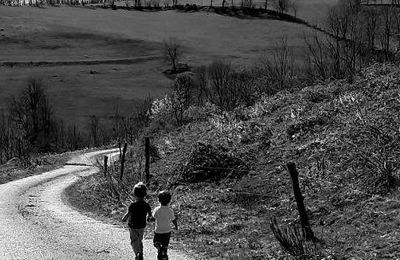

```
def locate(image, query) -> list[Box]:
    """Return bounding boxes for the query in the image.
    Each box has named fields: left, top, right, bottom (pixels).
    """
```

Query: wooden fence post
left=145, top=137, right=150, bottom=184
left=120, top=142, right=128, bottom=180
left=118, top=142, right=122, bottom=160
left=286, top=162, right=315, bottom=241
left=103, top=156, right=108, bottom=178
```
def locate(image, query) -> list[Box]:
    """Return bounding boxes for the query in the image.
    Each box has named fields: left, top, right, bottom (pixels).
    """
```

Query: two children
left=122, top=182, right=177, bottom=260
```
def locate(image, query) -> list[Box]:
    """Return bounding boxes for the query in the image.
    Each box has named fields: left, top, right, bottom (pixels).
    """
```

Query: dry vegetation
left=65, top=1, right=400, bottom=258
left=67, top=62, right=400, bottom=259
left=3, top=0, right=400, bottom=259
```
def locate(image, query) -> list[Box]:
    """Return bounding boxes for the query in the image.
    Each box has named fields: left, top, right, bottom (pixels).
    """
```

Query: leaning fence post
left=145, top=137, right=150, bottom=184
left=286, top=162, right=315, bottom=240
left=120, top=142, right=128, bottom=180
left=103, top=156, right=108, bottom=178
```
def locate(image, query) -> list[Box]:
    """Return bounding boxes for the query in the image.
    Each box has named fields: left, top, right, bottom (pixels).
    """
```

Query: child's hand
left=122, top=211, right=130, bottom=222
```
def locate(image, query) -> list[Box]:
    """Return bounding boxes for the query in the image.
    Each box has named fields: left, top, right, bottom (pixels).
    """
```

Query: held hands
left=173, top=219, right=178, bottom=230
left=121, top=212, right=129, bottom=222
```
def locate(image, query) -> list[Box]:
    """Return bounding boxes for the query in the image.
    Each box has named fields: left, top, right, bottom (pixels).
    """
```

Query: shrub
left=207, top=60, right=233, bottom=110
left=192, top=65, right=208, bottom=105
left=148, top=95, right=174, bottom=132
left=170, top=73, right=195, bottom=126
left=257, top=36, right=296, bottom=93
left=270, top=217, right=324, bottom=259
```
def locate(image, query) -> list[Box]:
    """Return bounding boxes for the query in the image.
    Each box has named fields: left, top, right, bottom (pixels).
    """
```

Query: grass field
left=0, top=4, right=330, bottom=126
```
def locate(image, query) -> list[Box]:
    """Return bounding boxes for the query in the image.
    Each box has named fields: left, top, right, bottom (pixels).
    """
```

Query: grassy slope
left=67, top=63, right=400, bottom=259
left=0, top=6, right=322, bottom=126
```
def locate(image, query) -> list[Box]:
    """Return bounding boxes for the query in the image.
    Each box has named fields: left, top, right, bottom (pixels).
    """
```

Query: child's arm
left=171, top=209, right=178, bottom=230
left=122, top=210, right=130, bottom=222
left=147, top=209, right=155, bottom=222
left=172, top=219, right=178, bottom=230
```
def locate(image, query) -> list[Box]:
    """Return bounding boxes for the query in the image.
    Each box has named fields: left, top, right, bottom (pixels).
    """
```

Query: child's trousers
left=129, top=228, right=145, bottom=257
left=153, top=232, right=171, bottom=260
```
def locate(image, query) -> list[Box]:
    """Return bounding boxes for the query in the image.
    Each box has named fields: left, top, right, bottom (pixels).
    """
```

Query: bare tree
left=290, top=0, right=298, bottom=17
left=193, top=66, right=208, bottom=105
left=378, top=6, right=394, bottom=58
left=207, top=61, right=233, bottom=110
left=274, top=0, right=290, bottom=13
left=361, top=7, right=379, bottom=51
left=263, top=36, right=294, bottom=90
left=163, top=37, right=183, bottom=73
left=88, top=115, right=99, bottom=147
left=304, top=33, right=331, bottom=81
left=170, top=73, right=194, bottom=125
left=394, top=8, right=400, bottom=51
left=8, top=78, right=56, bottom=153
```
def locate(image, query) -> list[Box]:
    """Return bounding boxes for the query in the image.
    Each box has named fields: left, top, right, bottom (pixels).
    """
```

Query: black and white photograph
left=1, top=0, right=400, bottom=259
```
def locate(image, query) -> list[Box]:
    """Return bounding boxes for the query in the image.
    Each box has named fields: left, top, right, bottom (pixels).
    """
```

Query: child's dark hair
left=133, top=182, right=147, bottom=198
left=158, top=190, right=172, bottom=206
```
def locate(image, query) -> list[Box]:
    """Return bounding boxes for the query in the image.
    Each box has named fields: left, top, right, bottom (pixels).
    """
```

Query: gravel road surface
left=0, top=149, right=192, bottom=260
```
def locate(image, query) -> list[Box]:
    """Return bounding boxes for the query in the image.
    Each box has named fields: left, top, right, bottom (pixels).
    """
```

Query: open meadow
left=0, top=4, right=329, bottom=126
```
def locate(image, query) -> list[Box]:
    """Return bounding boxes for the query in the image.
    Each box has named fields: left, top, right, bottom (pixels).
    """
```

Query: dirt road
left=0, top=149, right=191, bottom=260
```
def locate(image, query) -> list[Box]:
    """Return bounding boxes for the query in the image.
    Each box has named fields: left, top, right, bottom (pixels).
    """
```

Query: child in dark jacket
left=122, top=182, right=152, bottom=260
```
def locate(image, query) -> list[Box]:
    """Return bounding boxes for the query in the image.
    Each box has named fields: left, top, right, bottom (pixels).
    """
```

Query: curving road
left=0, top=149, right=191, bottom=260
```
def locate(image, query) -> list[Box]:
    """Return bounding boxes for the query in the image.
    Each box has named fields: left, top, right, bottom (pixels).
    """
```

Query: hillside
left=0, top=6, right=323, bottom=127
left=67, top=63, right=400, bottom=259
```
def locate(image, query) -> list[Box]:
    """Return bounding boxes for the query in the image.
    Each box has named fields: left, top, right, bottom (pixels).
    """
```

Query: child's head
left=158, top=190, right=172, bottom=206
left=133, top=182, right=147, bottom=199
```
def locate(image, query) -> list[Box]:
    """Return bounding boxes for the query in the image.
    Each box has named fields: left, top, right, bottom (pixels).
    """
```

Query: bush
left=170, top=73, right=195, bottom=126
left=257, top=36, right=297, bottom=93
left=270, top=217, right=324, bottom=259
left=207, top=60, right=233, bottom=110
left=148, top=95, right=175, bottom=133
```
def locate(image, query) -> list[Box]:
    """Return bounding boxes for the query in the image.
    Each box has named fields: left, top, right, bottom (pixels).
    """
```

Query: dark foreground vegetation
left=2, top=0, right=400, bottom=259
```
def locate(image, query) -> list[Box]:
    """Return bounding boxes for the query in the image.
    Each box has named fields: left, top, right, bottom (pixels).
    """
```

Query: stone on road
left=0, top=149, right=192, bottom=260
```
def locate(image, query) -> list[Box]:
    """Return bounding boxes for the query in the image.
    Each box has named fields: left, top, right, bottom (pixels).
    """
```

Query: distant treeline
left=0, top=78, right=152, bottom=165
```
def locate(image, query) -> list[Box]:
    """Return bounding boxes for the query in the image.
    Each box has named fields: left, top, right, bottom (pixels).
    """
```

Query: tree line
left=304, top=0, right=400, bottom=81
left=0, top=78, right=152, bottom=165
left=0, top=0, right=299, bottom=13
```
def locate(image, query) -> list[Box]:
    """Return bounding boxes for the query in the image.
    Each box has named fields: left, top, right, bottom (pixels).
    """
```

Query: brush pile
left=179, top=142, right=249, bottom=183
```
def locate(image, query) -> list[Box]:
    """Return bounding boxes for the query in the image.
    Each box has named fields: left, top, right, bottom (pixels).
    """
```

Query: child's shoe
left=135, top=252, right=144, bottom=260
left=157, top=246, right=168, bottom=260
